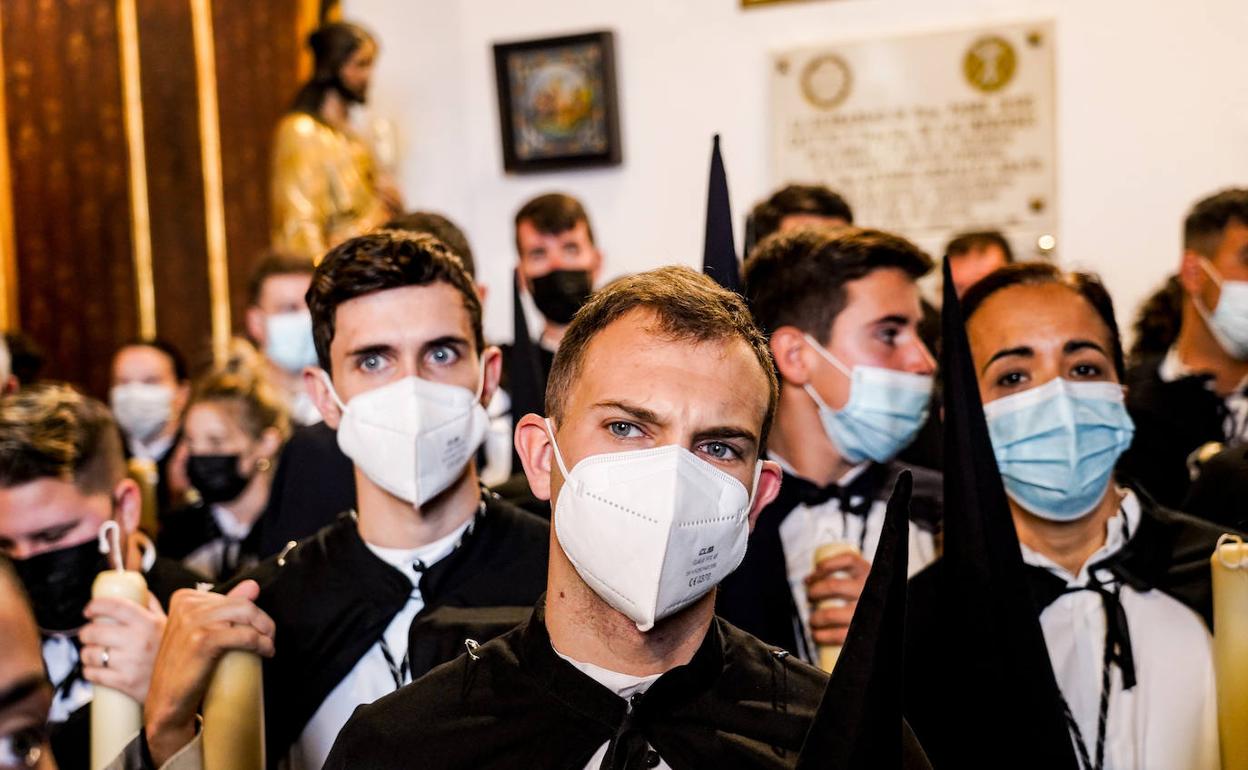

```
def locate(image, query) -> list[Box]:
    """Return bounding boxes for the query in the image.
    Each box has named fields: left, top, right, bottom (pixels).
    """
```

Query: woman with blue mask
left=950, top=263, right=1227, bottom=769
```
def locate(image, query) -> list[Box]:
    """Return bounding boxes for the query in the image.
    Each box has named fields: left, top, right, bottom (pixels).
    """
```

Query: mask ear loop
left=98, top=520, right=125, bottom=572
left=801, top=333, right=854, bottom=415
left=543, top=417, right=576, bottom=492
left=318, top=369, right=348, bottom=412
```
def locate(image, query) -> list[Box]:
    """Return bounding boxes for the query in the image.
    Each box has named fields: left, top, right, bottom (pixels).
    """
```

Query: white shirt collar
left=1158, top=345, right=1248, bottom=392
left=1019, top=488, right=1141, bottom=584
left=211, top=504, right=254, bottom=541
left=364, top=519, right=471, bottom=588
left=767, top=451, right=869, bottom=487
left=127, top=431, right=175, bottom=462
left=552, top=647, right=663, bottom=701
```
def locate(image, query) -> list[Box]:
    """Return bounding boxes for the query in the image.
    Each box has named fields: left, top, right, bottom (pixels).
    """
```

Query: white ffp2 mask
left=546, top=419, right=760, bottom=632
left=322, top=371, right=489, bottom=507
left=110, top=383, right=175, bottom=442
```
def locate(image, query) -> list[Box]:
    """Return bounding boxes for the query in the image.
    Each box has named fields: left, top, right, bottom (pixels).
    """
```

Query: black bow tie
left=784, top=469, right=879, bottom=517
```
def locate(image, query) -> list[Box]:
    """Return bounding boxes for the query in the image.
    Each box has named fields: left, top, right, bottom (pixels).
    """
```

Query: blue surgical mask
left=265, top=311, right=319, bottom=373
left=1194, top=259, right=1248, bottom=360
left=802, top=334, right=933, bottom=464
left=984, top=377, right=1135, bottom=521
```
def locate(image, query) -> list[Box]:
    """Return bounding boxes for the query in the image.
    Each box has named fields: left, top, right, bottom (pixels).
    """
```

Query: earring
left=256, top=457, right=273, bottom=473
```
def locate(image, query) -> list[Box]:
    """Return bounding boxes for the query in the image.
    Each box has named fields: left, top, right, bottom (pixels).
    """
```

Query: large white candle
left=813, top=541, right=861, bottom=673
left=202, top=650, right=265, bottom=770
left=90, top=522, right=148, bottom=770
left=1212, top=534, right=1248, bottom=770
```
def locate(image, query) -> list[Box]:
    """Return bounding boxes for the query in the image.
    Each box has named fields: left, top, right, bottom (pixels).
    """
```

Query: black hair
left=1129, top=274, right=1183, bottom=363
left=749, top=185, right=854, bottom=244
left=514, top=193, right=595, bottom=251
left=291, top=22, right=375, bottom=115
left=944, top=230, right=1015, bottom=264
left=248, top=252, right=314, bottom=307
left=382, top=211, right=476, bottom=278
left=1184, top=188, right=1248, bottom=257
left=961, top=262, right=1125, bottom=380
left=744, top=227, right=932, bottom=342
left=307, top=231, right=483, bottom=372
left=117, top=338, right=189, bottom=383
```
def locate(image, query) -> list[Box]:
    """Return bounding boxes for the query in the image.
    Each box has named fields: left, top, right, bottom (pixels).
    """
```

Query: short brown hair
left=944, top=230, right=1015, bottom=264
left=307, top=231, right=483, bottom=373
left=1184, top=188, right=1248, bottom=257
left=545, top=266, right=779, bottom=442
left=0, top=384, right=126, bottom=494
left=745, top=227, right=933, bottom=342
left=248, top=252, right=314, bottom=307
left=382, top=211, right=476, bottom=278
left=750, top=184, right=854, bottom=244
left=514, top=193, right=595, bottom=252
left=189, top=343, right=291, bottom=442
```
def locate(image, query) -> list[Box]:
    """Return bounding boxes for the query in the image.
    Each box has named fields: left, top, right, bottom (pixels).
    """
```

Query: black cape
left=325, top=603, right=830, bottom=770
left=222, top=492, right=549, bottom=768
left=905, top=485, right=1236, bottom=766
left=1119, top=353, right=1226, bottom=508
left=717, top=461, right=941, bottom=659
left=48, top=556, right=202, bottom=770
left=253, top=421, right=355, bottom=558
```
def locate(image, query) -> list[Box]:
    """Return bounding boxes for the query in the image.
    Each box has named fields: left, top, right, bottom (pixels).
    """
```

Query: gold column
left=189, top=0, right=231, bottom=365
left=117, top=0, right=157, bottom=339
left=0, top=10, right=16, bottom=330
left=296, top=0, right=320, bottom=81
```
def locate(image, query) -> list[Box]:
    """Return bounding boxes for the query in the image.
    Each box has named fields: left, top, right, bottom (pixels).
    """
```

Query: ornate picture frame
left=492, top=31, right=622, bottom=173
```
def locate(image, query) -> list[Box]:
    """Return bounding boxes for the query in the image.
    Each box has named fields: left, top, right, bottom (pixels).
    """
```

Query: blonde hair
left=189, top=339, right=291, bottom=442
left=0, top=383, right=125, bottom=494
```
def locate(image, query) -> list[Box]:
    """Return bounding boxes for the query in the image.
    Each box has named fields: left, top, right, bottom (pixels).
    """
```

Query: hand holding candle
left=144, top=580, right=275, bottom=769
left=87, top=521, right=150, bottom=770
left=807, top=542, right=869, bottom=673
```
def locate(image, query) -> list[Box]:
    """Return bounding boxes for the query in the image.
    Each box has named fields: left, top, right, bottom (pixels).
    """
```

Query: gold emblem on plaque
left=800, top=54, right=852, bottom=110
left=963, top=35, right=1017, bottom=93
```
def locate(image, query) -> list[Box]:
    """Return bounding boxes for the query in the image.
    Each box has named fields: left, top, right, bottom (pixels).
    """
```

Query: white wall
left=349, top=0, right=1248, bottom=344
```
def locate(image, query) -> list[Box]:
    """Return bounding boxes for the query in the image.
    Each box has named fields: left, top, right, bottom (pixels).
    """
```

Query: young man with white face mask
left=718, top=228, right=942, bottom=664
left=1120, top=188, right=1248, bottom=508
left=324, top=266, right=935, bottom=769
left=905, top=263, right=1229, bottom=769
left=219, top=231, right=549, bottom=770
left=244, top=254, right=321, bottom=426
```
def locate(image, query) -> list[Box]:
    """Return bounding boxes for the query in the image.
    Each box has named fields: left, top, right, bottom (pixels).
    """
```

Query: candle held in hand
left=813, top=541, right=861, bottom=674
left=90, top=522, right=148, bottom=770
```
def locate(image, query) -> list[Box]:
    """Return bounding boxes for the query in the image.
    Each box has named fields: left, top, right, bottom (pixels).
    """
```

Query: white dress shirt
left=290, top=520, right=470, bottom=770
left=552, top=649, right=671, bottom=770
left=772, top=455, right=938, bottom=662
left=1021, top=490, right=1220, bottom=770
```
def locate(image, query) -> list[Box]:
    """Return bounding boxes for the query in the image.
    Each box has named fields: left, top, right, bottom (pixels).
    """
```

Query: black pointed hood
left=796, top=471, right=929, bottom=769
left=507, top=269, right=546, bottom=421
left=701, top=134, right=741, bottom=293
left=933, top=257, right=1079, bottom=767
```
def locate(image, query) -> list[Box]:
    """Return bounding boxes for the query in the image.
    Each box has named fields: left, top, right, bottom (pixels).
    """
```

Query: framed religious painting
left=493, top=31, right=622, bottom=173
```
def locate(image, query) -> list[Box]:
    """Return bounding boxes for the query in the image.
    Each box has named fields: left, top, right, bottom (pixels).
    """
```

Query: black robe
left=156, top=500, right=262, bottom=582
left=903, top=487, right=1236, bottom=768
left=1119, top=354, right=1228, bottom=509
left=253, top=421, right=355, bottom=558
left=717, top=462, right=941, bottom=659
left=48, top=556, right=202, bottom=770
left=324, top=603, right=836, bottom=770
left=221, top=491, right=549, bottom=768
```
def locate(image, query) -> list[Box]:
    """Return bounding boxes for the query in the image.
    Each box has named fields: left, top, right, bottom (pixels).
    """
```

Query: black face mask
left=530, top=269, right=593, bottom=326
left=187, top=454, right=251, bottom=504
left=13, top=538, right=111, bottom=633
